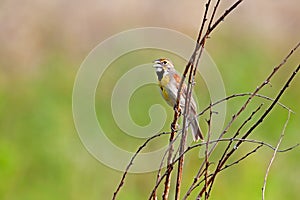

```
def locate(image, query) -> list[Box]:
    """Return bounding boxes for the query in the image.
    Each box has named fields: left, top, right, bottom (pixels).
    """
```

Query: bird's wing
left=173, top=73, right=198, bottom=114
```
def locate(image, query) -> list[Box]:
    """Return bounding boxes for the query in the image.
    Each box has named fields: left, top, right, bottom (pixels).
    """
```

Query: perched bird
left=153, top=58, right=204, bottom=141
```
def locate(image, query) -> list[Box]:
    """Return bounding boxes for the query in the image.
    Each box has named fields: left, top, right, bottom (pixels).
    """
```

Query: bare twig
left=114, top=87, right=295, bottom=199
left=208, top=0, right=221, bottom=29
left=206, top=103, right=263, bottom=198
left=112, top=0, right=299, bottom=197
left=163, top=0, right=217, bottom=198
left=189, top=140, right=298, bottom=195
left=196, top=64, right=300, bottom=198
left=221, top=144, right=264, bottom=171
left=204, top=104, right=213, bottom=199
left=162, top=123, right=176, bottom=200
left=112, top=131, right=169, bottom=199
left=203, top=103, right=263, bottom=195
left=192, top=0, right=221, bottom=89
left=197, top=93, right=293, bottom=118
left=152, top=93, right=282, bottom=199
left=175, top=138, right=298, bottom=164
left=154, top=131, right=182, bottom=199
left=199, top=0, right=243, bottom=46
left=173, top=2, right=245, bottom=198
left=175, top=1, right=220, bottom=195
left=175, top=65, right=194, bottom=200
left=172, top=0, right=241, bottom=197
left=148, top=136, right=298, bottom=200
left=149, top=170, right=170, bottom=200
left=185, top=41, right=300, bottom=199
left=193, top=0, right=221, bottom=76
left=262, top=111, right=291, bottom=200
left=175, top=91, right=292, bottom=141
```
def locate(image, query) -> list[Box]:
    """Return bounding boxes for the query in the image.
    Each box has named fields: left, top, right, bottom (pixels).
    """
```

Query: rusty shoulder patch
left=173, top=73, right=181, bottom=83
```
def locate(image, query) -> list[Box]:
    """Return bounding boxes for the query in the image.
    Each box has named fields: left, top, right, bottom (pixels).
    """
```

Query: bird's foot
left=173, top=104, right=182, bottom=116
left=171, top=122, right=179, bottom=132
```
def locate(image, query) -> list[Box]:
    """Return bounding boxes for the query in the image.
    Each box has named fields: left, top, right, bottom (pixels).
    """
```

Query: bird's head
left=153, top=58, right=174, bottom=80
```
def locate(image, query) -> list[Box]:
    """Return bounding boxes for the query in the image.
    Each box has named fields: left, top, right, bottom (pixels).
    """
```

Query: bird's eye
left=162, top=60, right=167, bottom=65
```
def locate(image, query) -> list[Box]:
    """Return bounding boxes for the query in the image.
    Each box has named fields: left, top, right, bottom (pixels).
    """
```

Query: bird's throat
left=156, top=68, right=164, bottom=81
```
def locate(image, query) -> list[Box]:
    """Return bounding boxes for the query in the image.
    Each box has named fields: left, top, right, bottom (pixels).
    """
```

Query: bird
left=153, top=58, right=204, bottom=141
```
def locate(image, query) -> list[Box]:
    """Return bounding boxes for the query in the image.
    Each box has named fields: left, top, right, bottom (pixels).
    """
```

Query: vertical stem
left=175, top=64, right=195, bottom=199
left=162, top=109, right=180, bottom=199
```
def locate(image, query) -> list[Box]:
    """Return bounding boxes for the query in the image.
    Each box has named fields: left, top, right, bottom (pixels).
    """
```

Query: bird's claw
left=171, top=123, right=179, bottom=132
left=173, top=104, right=182, bottom=116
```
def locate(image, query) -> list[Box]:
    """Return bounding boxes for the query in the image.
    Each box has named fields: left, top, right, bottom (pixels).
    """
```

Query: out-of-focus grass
left=1, top=36, right=299, bottom=200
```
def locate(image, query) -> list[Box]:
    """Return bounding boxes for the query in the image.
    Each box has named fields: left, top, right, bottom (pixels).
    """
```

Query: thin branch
left=175, top=64, right=194, bottom=200
left=204, top=104, right=213, bottom=199
left=168, top=91, right=292, bottom=144
left=190, top=140, right=298, bottom=195
left=193, top=0, right=220, bottom=76
left=196, top=0, right=212, bottom=43
left=149, top=171, right=169, bottom=200
left=204, top=103, right=263, bottom=198
left=112, top=0, right=299, bottom=197
left=199, top=0, right=243, bottom=46
left=197, top=93, right=293, bottom=118
left=177, top=0, right=245, bottom=127
left=207, top=0, right=221, bottom=29
left=153, top=91, right=292, bottom=179
left=262, top=111, right=291, bottom=200
left=154, top=131, right=182, bottom=193
left=176, top=138, right=298, bottom=163
left=221, top=144, right=263, bottom=171
left=191, top=144, right=264, bottom=195
left=164, top=0, right=217, bottom=198
left=205, top=143, right=264, bottom=197
left=180, top=5, right=247, bottom=197
left=112, top=131, right=169, bottom=199
left=148, top=137, right=298, bottom=200
left=185, top=42, right=300, bottom=199
left=239, top=65, right=299, bottom=150
left=197, top=64, right=300, bottom=198
left=162, top=123, right=176, bottom=200
left=114, top=87, right=295, bottom=199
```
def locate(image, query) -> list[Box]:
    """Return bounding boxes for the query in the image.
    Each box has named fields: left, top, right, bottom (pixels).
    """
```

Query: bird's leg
left=171, top=123, right=177, bottom=132
left=172, top=104, right=182, bottom=132
left=173, top=104, right=182, bottom=116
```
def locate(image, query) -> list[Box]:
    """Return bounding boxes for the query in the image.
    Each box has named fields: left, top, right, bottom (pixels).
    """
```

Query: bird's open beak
left=153, top=60, right=161, bottom=68
left=153, top=64, right=162, bottom=68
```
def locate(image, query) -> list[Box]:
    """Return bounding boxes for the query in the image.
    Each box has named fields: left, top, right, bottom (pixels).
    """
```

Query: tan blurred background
left=0, top=0, right=299, bottom=199
left=0, top=0, right=299, bottom=72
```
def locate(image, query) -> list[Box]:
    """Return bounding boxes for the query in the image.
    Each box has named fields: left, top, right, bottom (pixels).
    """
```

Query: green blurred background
left=0, top=0, right=299, bottom=199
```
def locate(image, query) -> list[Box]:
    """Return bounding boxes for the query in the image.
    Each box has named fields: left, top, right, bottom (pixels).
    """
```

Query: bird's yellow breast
left=159, top=73, right=170, bottom=86
left=158, top=75, right=173, bottom=106
left=160, top=85, right=169, bottom=101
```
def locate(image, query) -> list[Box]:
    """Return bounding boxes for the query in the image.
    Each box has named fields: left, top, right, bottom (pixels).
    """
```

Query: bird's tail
left=190, top=116, right=204, bottom=142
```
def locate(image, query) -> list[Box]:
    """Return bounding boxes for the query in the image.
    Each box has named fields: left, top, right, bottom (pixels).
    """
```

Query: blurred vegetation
left=0, top=1, right=299, bottom=200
